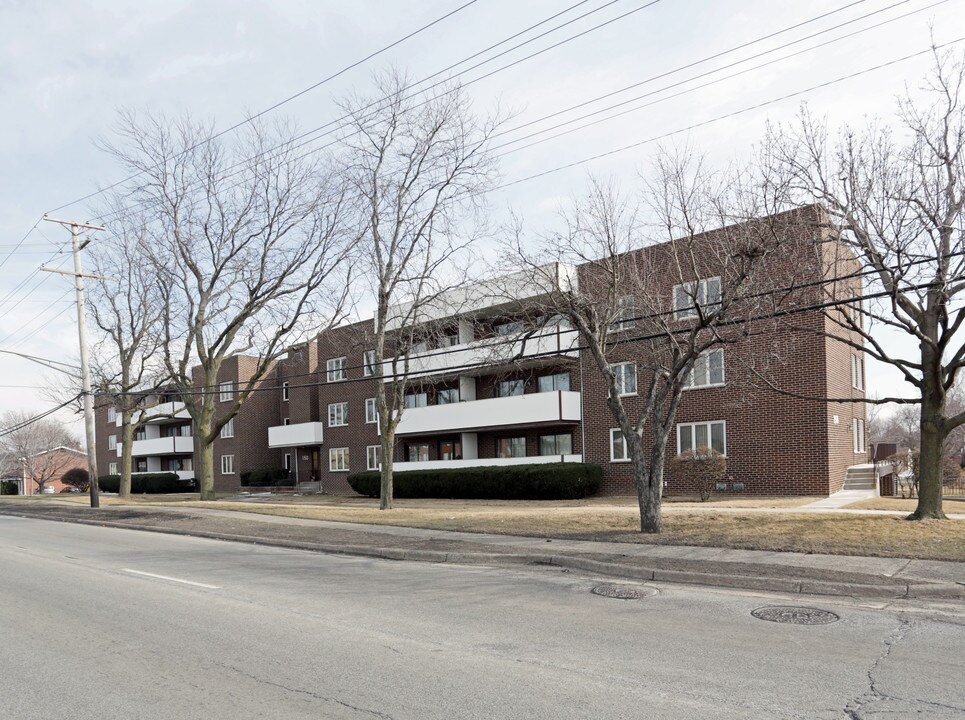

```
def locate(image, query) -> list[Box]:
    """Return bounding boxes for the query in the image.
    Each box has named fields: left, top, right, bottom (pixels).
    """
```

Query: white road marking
left=121, top=568, right=220, bottom=589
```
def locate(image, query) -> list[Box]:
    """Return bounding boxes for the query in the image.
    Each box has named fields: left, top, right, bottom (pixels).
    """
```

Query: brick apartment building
left=94, top=207, right=867, bottom=497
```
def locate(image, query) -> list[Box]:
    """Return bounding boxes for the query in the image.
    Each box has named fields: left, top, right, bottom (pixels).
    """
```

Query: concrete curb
left=4, top=510, right=964, bottom=600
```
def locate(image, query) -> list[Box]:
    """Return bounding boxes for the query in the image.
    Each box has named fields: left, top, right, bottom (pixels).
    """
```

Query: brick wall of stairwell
left=272, top=342, right=320, bottom=484
left=202, top=355, right=284, bottom=494
left=314, top=322, right=381, bottom=495
left=94, top=398, right=115, bottom=480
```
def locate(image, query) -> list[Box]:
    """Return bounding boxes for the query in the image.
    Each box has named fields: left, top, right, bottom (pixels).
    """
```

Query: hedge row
left=240, top=468, right=291, bottom=487
left=347, top=463, right=601, bottom=500
left=98, top=473, right=196, bottom=494
left=0, top=480, right=17, bottom=495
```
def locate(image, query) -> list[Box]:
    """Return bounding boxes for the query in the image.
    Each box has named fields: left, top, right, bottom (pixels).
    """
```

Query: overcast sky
left=1, top=0, right=962, bottom=435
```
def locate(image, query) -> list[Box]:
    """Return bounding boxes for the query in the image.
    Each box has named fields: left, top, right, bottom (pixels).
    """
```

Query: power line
left=0, top=395, right=83, bottom=439
left=43, top=0, right=484, bottom=215
left=92, top=0, right=658, bottom=225
left=494, top=36, right=965, bottom=190
left=98, top=246, right=958, bottom=397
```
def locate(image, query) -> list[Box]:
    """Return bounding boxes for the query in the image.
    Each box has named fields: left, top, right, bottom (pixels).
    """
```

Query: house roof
left=28, top=446, right=87, bottom=459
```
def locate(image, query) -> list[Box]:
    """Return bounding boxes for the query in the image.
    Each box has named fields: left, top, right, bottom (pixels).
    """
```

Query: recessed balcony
left=118, top=401, right=191, bottom=427
left=394, top=454, right=583, bottom=472
left=268, top=422, right=324, bottom=448
left=395, top=390, right=581, bottom=436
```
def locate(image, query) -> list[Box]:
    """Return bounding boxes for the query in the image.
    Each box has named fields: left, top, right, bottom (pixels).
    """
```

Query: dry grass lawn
left=6, top=494, right=964, bottom=560
left=846, top=496, right=965, bottom=513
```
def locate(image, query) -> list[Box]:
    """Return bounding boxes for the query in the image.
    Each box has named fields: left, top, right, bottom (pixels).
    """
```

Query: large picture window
left=677, top=421, right=727, bottom=455
left=539, top=433, right=572, bottom=456
left=494, top=380, right=524, bottom=398
left=497, top=436, right=526, bottom=458
left=537, top=373, right=570, bottom=392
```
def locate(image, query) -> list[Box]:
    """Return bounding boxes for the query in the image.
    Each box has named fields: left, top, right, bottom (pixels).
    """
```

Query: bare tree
left=506, top=154, right=782, bottom=533
left=337, top=70, right=502, bottom=510
left=102, top=112, right=354, bottom=500
left=763, top=48, right=965, bottom=519
left=87, top=207, right=167, bottom=498
left=0, top=411, right=81, bottom=494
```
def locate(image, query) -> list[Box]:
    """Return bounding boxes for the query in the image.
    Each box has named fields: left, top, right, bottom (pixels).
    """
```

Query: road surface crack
left=844, top=617, right=910, bottom=720
left=219, top=663, right=395, bottom=719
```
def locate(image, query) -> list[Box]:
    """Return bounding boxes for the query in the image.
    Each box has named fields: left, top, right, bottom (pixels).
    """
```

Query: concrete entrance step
left=801, top=488, right=877, bottom=509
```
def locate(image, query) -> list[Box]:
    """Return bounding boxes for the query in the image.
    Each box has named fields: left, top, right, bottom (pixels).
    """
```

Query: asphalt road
left=1, top=516, right=963, bottom=719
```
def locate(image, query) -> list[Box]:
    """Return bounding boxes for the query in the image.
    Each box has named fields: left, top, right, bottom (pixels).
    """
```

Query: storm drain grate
left=751, top=606, right=840, bottom=625
left=591, top=583, right=655, bottom=600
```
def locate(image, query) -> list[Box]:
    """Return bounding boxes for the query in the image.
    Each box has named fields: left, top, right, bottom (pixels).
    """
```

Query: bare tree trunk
left=119, top=409, right=134, bottom=498
left=379, top=431, right=394, bottom=511
left=196, top=432, right=216, bottom=501
left=910, top=386, right=948, bottom=520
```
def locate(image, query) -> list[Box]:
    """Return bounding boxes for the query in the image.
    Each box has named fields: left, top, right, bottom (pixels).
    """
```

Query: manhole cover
left=751, top=606, right=840, bottom=625
left=591, top=583, right=655, bottom=600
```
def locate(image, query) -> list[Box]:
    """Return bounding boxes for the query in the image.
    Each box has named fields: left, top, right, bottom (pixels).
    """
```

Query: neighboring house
left=20, top=446, right=88, bottom=495
left=95, top=207, right=867, bottom=496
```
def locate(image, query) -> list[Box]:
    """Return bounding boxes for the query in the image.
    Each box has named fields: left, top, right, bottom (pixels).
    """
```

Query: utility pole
left=41, top=216, right=107, bottom=509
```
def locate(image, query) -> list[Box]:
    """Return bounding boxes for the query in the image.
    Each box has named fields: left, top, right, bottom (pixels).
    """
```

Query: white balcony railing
left=383, top=325, right=578, bottom=381
left=117, top=401, right=191, bottom=427
left=394, top=454, right=583, bottom=472
left=120, top=436, right=194, bottom=457
left=396, top=390, right=581, bottom=436
left=268, top=422, right=324, bottom=448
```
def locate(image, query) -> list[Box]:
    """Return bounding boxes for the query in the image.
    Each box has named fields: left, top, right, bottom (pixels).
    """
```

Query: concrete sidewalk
left=2, top=501, right=964, bottom=601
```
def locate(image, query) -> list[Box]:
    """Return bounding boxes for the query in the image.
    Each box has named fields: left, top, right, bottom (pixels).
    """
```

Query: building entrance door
left=311, top=449, right=320, bottom=481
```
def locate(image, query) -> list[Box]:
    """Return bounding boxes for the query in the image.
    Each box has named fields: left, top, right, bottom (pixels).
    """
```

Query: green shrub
left=346, top=463, right=601, bottom=500
left=239, top=468, right=291, bottom=487
left=97, top=473, right=195, bottom=494
left=61, top=467, right=90, bottom=491
left=0, top=480, right=17, bottom=495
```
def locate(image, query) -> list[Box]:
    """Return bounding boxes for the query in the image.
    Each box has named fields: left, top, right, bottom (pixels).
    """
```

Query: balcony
left=383, top=325, right=578, bottom=381
left=268, top=421, right=324, bottom=448
left=118, top=401, right=191, bottom=427
left=394, top=454, right=583, bottom=472
left=120, top=436, right=194, bottom=457
left=396, top=390, right=581, bottom=436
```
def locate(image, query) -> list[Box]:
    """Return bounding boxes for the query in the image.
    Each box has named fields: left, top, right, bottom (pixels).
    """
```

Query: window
left=610, top=362, right=637, bottom=396
left=220, top=418, right=234, bottom=439
left=851, top=354, right=864, bottom=391
left=673, top=277, right=722, bottom=320
left=283, top=417, right=290, bottom=426
left=406, top=443, right=430, bottom=462
left=219, top=382, right=234, bottom=402
left=133, top=428, right=147, bottom=441
left=284, top=453, right=291, bottom=472
left=107, top=406, right=116, bottom=423
left=221, top=454, right=235, bottom=475
left=611, top=295, right=635, bottom=332
left=537, top=373, right=570, bottom=392
left=497, top=436, right=526, bottom=458
left=329, top=447, right=350, bottom=472
left=108, top=462, right=118, bottom=475
left=442, top=332, right=460, bottom=347
left=326, top=357, right=347, bottom=382
left=282, top=382, right=290, bottom=401
left=409, top=340, right=429, bottom=355
left=495, top=321, right=522, bottom=337
left=677, top=421, right=727, bottom=455
left=135, top=458, right=148, bottom=473
left=853, top=418, right=866, bottom=454
left=437, top=387, right=460, bottom=404
left=365, top=397, right=378, bottom=424
left=685, top=349, right=725, bottom=389
left=610, top=429, right=629, bottom=462
left=366, top=445, right=381, bottom=470
left=108, top=434, right=117, bottom=450
left=328, top=402, right=349, bottom=427
left=495, top=379, right=524, bottom=398
left=363, top=350, right=377, bottom=377
left=438, top=438, right=462, bottom=460
left=404, top=392, right=428, bottom=409
left=539, top=433, right=572, bottom=456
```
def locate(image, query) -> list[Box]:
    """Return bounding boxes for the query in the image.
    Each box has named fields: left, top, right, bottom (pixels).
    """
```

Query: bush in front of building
left=61, top=467, right=90, bottom=491
left=346, top=463, right=601, bottom=500
left=98, top=473, right=195, bottom=494
left=239, top=468, right=291, bottom=487
left=669, top=448, right=727, bottom=501
left=0, top=480, right=17, bottom=495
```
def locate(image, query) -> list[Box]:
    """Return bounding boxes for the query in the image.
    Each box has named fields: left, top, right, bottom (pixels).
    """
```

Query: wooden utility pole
left=41, top=216, right=107, bottom=508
